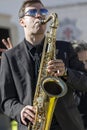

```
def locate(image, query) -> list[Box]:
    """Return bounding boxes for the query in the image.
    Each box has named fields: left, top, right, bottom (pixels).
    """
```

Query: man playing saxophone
left=0, top=0, right=87, bottom=130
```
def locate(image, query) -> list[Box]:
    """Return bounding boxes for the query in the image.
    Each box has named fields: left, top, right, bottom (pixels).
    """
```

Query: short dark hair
left=72, top=40, right=87, bottom=53
left=18, top=0, right=44, bottom=18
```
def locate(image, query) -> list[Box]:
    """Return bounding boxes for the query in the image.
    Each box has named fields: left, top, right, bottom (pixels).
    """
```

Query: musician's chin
left=33, top=28, right=44, bottom=35
left=37, top=30, right=45, bottom=35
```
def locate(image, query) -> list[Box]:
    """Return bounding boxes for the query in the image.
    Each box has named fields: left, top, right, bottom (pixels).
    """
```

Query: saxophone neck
left=41, top=13, right=59, bottom=28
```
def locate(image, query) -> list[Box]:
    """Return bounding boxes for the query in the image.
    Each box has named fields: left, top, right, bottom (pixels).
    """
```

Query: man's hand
left=21, top=105, right=36, bottom=125
left=0, top=37, right=13, bottom=59
left=2, top=37, right=13, bottom=49
left=47, top=59, right=66, bottom=77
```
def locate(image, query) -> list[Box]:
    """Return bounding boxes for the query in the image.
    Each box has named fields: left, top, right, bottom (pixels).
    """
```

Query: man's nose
left=35, top=11, right=42, bottom=18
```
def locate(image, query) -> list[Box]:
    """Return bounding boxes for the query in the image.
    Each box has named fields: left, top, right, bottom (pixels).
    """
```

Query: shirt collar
left=24, top=38, right=44, bottom=56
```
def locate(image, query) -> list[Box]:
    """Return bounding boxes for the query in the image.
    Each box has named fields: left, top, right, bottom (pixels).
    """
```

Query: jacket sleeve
left=66, top=68, right=87, bottom=91
left=0, top=52, right=24, bottom=123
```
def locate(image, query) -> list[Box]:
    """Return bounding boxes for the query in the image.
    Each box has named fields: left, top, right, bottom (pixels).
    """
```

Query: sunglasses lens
left=25, top=9, right=48, bottom=17
left=26, top=9, right=37, bottom=16
left=40, top=9, right=48, bottom=16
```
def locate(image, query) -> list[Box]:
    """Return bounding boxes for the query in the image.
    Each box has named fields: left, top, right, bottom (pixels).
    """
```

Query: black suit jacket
left=0, top=40, right=87, bottom=130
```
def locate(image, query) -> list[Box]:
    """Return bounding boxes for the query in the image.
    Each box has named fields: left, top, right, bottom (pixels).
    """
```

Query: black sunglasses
left=24, top=8, right=48, bottom=17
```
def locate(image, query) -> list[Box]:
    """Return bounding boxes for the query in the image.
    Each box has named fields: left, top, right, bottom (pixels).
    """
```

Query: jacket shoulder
left=3, top=41, right=24, bottom=57
left=56, top=40, right=71, bottom=46
left=56, top=40, right=72, bottom=50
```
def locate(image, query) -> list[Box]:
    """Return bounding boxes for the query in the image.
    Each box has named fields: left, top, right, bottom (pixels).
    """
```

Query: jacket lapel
left=16, top=41, right=33, bottom=78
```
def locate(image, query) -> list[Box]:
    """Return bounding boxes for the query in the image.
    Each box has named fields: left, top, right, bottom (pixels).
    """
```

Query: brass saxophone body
left=28, top=13, right=67, bottom=130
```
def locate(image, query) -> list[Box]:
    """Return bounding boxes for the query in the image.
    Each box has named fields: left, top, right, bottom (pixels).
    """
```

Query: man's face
left=20, top=3, right=47, bottom=36
left=78, top=50, right=87, bottom=70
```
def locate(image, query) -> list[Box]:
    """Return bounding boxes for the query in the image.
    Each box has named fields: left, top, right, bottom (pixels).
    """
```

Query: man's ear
left=19, top=18, right=25, bottom=27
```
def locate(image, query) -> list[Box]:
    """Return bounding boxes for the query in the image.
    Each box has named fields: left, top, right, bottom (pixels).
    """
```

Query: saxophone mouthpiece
left=39, top=19, right=46, bottom=24
left=41, top=20, right=45, bottom=24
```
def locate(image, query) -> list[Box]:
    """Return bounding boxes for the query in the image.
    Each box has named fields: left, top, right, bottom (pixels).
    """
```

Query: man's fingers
left=7, top=37, right=13, bottom=48
left=2, top=37, right=13, bottom=49
left=0, top=48, right=6, bottom=52
left=21, top=105, right=35, bottom=125
left=21, top=117, right=27, bottom=125
left=0, top=56, right=2, bottom=59
left=2, top=39, right=8, bottom=47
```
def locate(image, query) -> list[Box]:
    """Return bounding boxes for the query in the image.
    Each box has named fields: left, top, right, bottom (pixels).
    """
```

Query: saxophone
left=28, top=13, right=67, bottom=130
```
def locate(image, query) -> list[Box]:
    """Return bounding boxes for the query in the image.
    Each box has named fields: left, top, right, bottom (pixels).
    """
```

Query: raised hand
left=0, top=37, right=13, bottom=59
left=2, top=37, right=13, bottom=49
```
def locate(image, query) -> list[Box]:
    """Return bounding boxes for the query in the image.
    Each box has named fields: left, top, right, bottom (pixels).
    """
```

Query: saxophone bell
left=41, top=76, right=67, bottom=97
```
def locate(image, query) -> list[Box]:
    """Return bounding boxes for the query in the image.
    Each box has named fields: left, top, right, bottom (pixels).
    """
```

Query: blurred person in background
left=0, top=37, right=13, bottom=130
left=0, top=38, right=18, bottom=130
left=72, top=41, right=87, bottom=129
